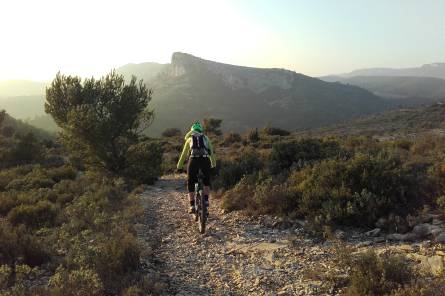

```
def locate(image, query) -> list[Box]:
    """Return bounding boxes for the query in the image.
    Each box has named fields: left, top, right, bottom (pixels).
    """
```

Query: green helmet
left=191, top=122, right=203, bottom=133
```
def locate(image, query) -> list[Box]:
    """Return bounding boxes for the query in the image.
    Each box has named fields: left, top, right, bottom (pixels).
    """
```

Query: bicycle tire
left=198, top=192, right=206, bottom=234
left=193, top=192, right=199, bottom=222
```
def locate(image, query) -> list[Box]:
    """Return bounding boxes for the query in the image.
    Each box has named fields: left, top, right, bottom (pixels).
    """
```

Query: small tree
left=45, top=71, right=162, bottom=183
left=0, top=110, right=5, bottom=129
left=203, top=118, right=222, bottom=135
left=246, top=128, right=260, bottom=143
left=161, top=128, right=181, bottom=138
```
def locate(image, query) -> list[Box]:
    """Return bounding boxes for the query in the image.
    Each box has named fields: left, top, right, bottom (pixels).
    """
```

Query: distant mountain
left=299, top=102, right=445, bottom=138
left=116, top=62, right=168, bottom=82
left=321, top=75, right=445, bottom=103
left=1, top=111, right=53, bottom=140
left=337, top=63, right=445, bottom=79
left=119, top=52, right=390, bottom=135
left=0, top=95, right=46, bottom=119
left=1, top=53, right=404, bottom=136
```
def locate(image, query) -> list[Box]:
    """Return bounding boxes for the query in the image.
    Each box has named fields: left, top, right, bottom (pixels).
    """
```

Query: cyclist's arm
left=177, top=138, right=191, bottom=169
left=206, top=136, right=216, bottom=168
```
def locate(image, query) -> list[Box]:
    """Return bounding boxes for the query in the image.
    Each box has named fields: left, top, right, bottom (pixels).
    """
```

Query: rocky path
left=134, top=175, right=346, bottom=296
left=134, top=175, right=445, bottom=296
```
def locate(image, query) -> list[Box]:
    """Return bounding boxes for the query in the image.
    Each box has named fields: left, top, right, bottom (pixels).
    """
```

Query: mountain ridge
left=331, top=62, right=445, bottom=79
left=138, top=52, right=390, bottom=134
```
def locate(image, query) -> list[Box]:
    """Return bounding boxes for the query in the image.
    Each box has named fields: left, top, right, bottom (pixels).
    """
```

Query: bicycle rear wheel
left=198, top=193, right=206, bottom=234
left=193, top=192, right=199, bottom=222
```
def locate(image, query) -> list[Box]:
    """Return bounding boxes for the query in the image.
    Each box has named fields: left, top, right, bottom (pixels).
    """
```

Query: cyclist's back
left=176, top=122, right=216, bottom=213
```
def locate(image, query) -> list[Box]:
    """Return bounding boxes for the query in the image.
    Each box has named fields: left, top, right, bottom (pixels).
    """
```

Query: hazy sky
left=1, top=0, right=444, bottom=80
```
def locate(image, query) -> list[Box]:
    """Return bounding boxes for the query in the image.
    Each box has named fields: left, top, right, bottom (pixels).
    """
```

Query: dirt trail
left=134, top=175, right=343, bottom=296
left=134, top=175, right=445, bottom=296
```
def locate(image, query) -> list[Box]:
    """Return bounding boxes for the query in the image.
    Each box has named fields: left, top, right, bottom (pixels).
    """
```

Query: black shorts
left=187, top=157, right=211, bottom=192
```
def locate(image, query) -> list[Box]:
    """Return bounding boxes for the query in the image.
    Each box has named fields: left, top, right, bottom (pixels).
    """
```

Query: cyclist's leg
left=201, top=157, right=212, bottom=206
left=187, top=158, right=198, bottom=208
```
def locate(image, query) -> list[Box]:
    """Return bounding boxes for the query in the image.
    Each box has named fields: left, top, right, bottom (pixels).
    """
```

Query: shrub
left=7, top=200, right=58, bottom=228
left=213, top=150, right=263, bottom=190
left=391, top=279, right=445, bottom=296
left=269, top=138, right=342, bottom=174
left=161, top=128, right=181, bottom=138
left=49, top=267, right=104, bottom=296
left=346, top=251, right=412, bottom=296
left=124, top=140, right=163, bottom=185
left=47, top=165, right=77, bottom=183
left=293, top=152, right=428, bottom=227
left=221, top=175, right=257, bottom=211
left=203, top=118, right=222, bottom=135
left=245, top=128, right=260, bottom=143
left=261, top=126, right=290, bottom=136
left=222, top=132, right=242, bottom=146
left=0, top=219, right=48, bottom=266
left=3, top=132, right=44, bottom=167
left=6, top=169, right=55, bottom=191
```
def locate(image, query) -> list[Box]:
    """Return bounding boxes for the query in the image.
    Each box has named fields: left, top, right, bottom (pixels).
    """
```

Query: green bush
left=245, top=128, right=260, bottom=143
left=222, top=132, right=242, bottom=146
left=202, top=118, right=222, bottom=135
left=49, top=267, right=104, bottom=296
left=221, top=174, right=299, bottom=215
left=7, top=200, right=58, bottom=228
left=221, top=175, right=257, bottom=212
left=0, top=219, right=48, bottom=266
left=269, top=138, right=342, bottom=174
left=213, top=150, right=263, bottom=190
left=346, top=251, right=412, bottom=296
left=124, top=140, right=163, bottom=184
left=261, top=126, right=290, bottom=136
left=47, top=165, right=77, bottom=183
left=161, top=128, right=181, bottom=138
left=293, top=152, right=428, bottom=226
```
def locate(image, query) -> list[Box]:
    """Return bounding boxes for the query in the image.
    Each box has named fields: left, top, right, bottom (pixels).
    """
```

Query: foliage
left=221, top=175, right=297, bottom=215
left=124, top=140, right=163, bottom=185
left=245, top=128, right=260, bottom=143
left=0, top=219, right=49, bottom=266
left=45, top=71, right=161, bottom=182
left=269, top=138, right=342, bottom=174
left=213, top=149, right=264, bottom=190
left=161, top=128, right=181, bottom=138
left=261, top=125, right=290, bottom=136
left=222, top=132, right=242, bottom=146
left=346, top=251, right=412, bottom=296
left=293, top=152, right=428, bottom=226
left=202, top=118, right=222, bottom=135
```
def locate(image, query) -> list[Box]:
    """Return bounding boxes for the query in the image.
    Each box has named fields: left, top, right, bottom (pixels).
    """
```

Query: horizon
left=1, top=52, right=445, bottom=83
left=1, top=0, right=444, bottom=81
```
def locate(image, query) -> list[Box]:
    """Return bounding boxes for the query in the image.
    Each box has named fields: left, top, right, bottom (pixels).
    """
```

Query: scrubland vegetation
left=0, top=72, right=163, bottom=295
left=164, top=120, right=445, bottom=230
left=1, top=69, right=444, bottom=295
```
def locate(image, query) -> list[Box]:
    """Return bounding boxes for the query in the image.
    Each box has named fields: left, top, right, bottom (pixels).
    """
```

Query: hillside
left=127, top=52, right=390, bottom=134
left=116, top=62, right=167, bottom=82
left=337, top=63, right=445, bottom=79
left=299, top=102, right=445, bottom=137
left=321, top=75, right=445, bottom=102
left=1, top=111, right=54, bottom=139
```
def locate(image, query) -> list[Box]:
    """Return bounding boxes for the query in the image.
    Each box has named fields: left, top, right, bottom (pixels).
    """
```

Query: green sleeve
left=206, top=136, right=216, bottom=168
left=177, top=138, right=191, bottom=169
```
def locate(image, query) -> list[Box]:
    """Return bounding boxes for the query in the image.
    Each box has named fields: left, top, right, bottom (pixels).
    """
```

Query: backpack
left=189, top=132, right=210, bottom=157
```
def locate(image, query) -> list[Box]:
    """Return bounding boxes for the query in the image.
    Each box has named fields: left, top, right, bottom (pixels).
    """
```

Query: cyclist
left=176, top=122, right=216, bottom=214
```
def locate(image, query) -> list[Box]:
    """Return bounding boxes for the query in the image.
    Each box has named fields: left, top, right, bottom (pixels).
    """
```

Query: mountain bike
left=193, top=170, right=208, bottom=234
